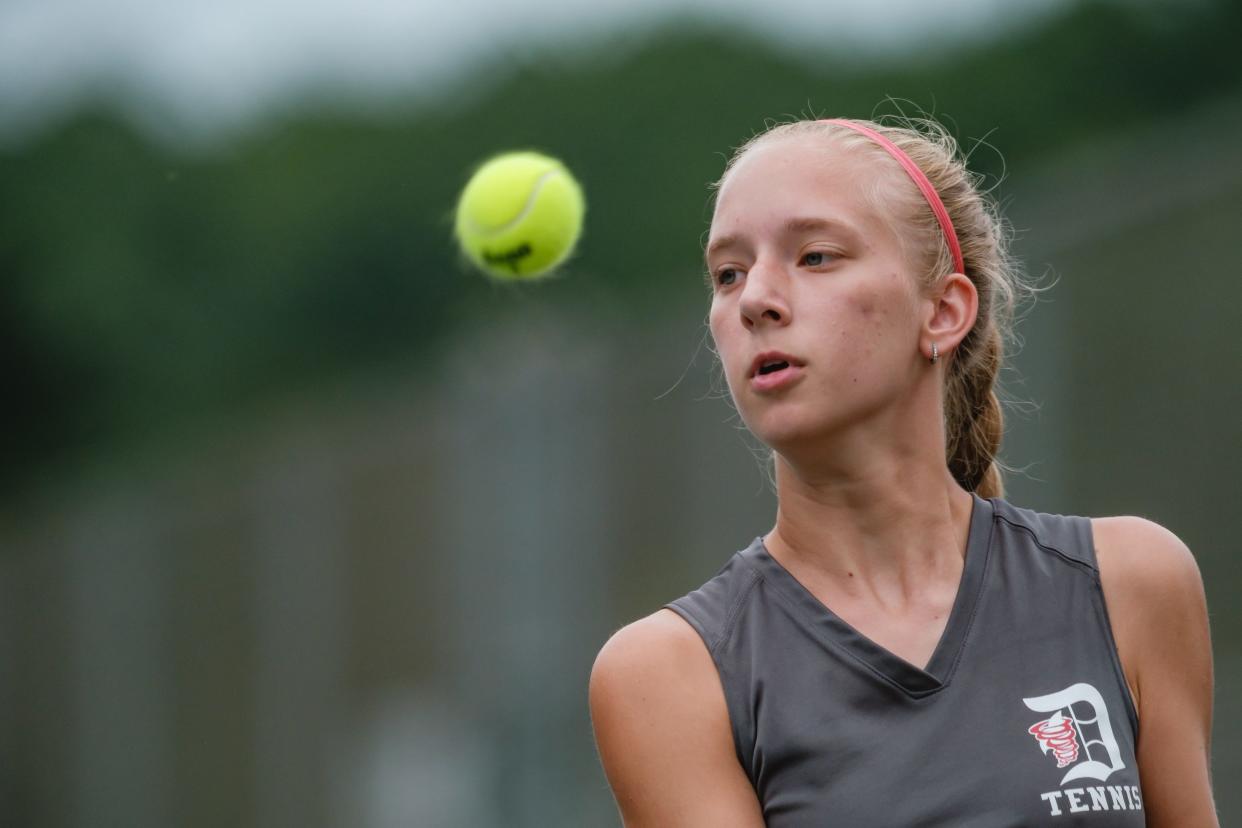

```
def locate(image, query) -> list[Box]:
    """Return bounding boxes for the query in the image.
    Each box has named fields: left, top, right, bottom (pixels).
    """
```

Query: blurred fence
left=3, top=92, right=1241, bottom=828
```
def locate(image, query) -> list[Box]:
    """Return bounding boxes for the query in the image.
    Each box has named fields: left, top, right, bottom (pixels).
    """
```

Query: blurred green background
left=2, top=0, right=1240, bottom=825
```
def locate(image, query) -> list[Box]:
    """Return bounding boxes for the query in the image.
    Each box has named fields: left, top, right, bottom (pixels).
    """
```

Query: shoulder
left=589, top=609, right=725, bottom=735
left=1091, top=514, right=1200, bottom=580
left=1091, top=515, right=1205, bottom=625
left=589, top=610, right=764, bottom=826
left=1089, top=515, right=1211, bottom=716
left=659, top=548, right=764, bottom=652
left=591, top=545, right=761, bottom=701
left=988, top=497, right=1096, bottom=567
left=590, top=608, right=713, bottom=691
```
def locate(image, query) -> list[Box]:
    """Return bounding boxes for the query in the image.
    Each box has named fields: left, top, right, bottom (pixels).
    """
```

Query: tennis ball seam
left=462, top=168, right=562, bottom=238
left=454, top=150, right=584, bottom=280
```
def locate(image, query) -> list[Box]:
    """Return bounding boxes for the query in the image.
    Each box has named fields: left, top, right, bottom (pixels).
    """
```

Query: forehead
left=708, top=135, right=898, bottom=254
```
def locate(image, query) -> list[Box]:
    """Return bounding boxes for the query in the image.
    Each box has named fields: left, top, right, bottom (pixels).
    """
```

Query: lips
left=747, top=351, right=807, bottom=393
left=749, top=351, right=805, bottom=379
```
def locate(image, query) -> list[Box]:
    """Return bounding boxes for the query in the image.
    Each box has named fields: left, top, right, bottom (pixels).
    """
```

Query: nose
left=738, top=258, right=791, bottom=329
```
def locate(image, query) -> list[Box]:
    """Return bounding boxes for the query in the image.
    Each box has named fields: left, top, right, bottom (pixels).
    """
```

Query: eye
left=801, top=250, right=838, bottom=267
left=715, top=267, right=742, bottom=287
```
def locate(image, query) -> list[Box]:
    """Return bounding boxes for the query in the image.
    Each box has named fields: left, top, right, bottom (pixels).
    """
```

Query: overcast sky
left=0, top=0, right=1074, bottom=146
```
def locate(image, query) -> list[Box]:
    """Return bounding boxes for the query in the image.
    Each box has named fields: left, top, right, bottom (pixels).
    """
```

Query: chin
left=744, top=409, right=829, bottom=451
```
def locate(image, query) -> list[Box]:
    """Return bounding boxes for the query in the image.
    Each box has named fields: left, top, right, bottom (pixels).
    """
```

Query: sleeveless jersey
left=665, top=494, right=1144, bottom=827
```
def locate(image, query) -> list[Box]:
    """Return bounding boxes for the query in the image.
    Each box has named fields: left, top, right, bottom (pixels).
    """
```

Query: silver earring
left=929, top=342, right=939, bottom=364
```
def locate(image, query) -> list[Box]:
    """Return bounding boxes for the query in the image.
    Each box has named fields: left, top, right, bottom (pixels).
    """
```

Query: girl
left=589, top=117, right=1217, bottom=826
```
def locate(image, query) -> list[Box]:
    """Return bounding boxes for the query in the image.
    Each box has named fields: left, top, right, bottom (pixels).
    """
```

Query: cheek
left=707, top=302, right=726, bottom=354
left=854, top=271, right=906, bottom=320
left=819, top=289, right=886, bottom=347
left=814, top=283, right=911, bottom=379
left=708, top=303, right=743, bottom=379
left=855, top=274, right=917, bottom=337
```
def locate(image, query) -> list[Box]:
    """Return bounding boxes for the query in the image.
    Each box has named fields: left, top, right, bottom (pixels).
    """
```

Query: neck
left=763, top=449, right=976, bottom=603
left=758, top=355, right=979, bottom=600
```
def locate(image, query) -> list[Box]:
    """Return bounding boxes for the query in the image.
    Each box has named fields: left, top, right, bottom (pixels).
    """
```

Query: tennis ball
left=454, top=150, right=585, bottom=280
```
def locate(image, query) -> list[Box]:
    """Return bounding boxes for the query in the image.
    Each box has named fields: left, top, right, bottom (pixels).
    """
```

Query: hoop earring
left=929, top=342, right=939, bottom=364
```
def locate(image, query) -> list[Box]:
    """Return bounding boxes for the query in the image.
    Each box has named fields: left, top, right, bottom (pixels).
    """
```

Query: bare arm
left=1094, top=515, right=1219, bottom=827
left=588, top=609, right=766, bottom=828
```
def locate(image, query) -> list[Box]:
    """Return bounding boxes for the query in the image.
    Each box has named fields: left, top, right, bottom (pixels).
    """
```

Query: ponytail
left=946, top=324, right=1006, bottom=498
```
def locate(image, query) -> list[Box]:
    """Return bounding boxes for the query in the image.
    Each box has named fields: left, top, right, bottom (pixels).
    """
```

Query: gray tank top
left=665, top=494, right=1144, bottom=826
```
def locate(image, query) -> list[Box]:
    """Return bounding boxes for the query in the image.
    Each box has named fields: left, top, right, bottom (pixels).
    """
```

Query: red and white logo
left=1028, top=711, right=1080, bottom=768
left=1023, top=682, right=1125, bottom=785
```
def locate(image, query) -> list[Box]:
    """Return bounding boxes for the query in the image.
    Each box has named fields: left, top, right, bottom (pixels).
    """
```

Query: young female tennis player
left=589, top=117, right=1218, bottom=826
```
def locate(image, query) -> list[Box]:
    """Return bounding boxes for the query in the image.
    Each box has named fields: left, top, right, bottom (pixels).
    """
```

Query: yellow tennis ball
left=453, top=150, right=586, bottom=280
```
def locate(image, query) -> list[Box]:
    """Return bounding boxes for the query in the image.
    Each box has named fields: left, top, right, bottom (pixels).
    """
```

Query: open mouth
left=757, top=360, right=790, bottom=375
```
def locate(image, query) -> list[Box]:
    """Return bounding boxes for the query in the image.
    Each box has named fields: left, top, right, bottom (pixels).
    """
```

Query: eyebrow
left=704, top=217, right=860, bottom=266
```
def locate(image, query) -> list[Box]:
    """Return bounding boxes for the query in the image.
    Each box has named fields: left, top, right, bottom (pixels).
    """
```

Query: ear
left=922, top=273, right=978, bottom=361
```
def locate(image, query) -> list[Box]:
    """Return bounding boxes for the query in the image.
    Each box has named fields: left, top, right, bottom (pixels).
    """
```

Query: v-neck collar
left=740, top=493, right=996, bottom=697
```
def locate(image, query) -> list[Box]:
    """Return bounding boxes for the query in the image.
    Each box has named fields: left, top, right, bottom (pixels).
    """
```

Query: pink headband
left=819, top=119, right=965, bottom=275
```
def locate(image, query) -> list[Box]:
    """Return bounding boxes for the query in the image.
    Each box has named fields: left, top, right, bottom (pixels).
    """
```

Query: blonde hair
left=710, top=115, right=1039, bottom=499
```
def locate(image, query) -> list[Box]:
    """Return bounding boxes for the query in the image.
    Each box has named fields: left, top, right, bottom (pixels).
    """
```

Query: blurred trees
left=2, top=0, right=1239, bottom=493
